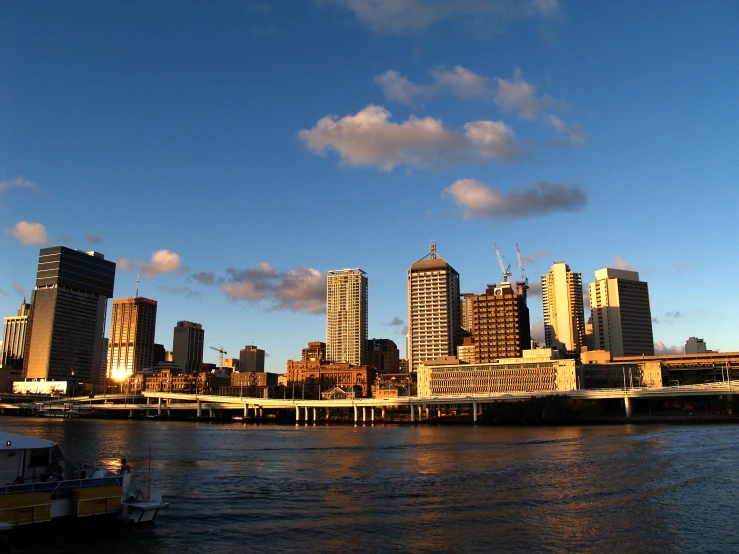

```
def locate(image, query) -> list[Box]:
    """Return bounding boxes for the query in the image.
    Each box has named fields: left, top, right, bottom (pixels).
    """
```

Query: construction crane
left=516, top=244, right=528, bottom=285
left=209, top=346, right=227, bottom=369
left=515, top=243, right=529, bottom=296
left=494, top=242, right=512, bottom=282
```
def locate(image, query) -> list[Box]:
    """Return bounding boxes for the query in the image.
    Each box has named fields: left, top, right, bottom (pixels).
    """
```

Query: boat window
left=28, top=448, right=49, bottom=467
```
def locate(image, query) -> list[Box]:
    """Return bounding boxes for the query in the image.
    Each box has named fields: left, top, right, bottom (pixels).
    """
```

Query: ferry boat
left=0, top=432, right=169, bottom=531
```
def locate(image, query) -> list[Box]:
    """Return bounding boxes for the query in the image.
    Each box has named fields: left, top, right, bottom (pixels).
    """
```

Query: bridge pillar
left=295, top=405, right=300, bottom=424
left=158, top=397, right=162, bottom=416
left=418, top=405, right=422, bottom=421
left=305, top=406, right=309, bottom=422
left=197, top=400, right=202, bottom=418
left=259, top=408, right=263, bottom=417
left=381, top=407, right=386, bottom=419
left=410, top=402, right=415, bottom=422
left=254, top=407, right=259, bottom=419
left=473, top=401, right=478, bottom=423
left=438, top=407, right=441, bottom=418
left=209, top=408, right=214, bottom=419
left=326, top=408, right=330, bottom=420
left=313, top=408, right=316, bottom=423
left=354, top=405, right=358, bottom=425
left=425, top=406, right=429, bottom=419
left=624, top=396, right=633, bottom=417
left=129, top=409, right=134, bottom=418
left=362, top=407, right=366, bottom=423
left=244, top=404, right=248, bottom=418
left=371, top=408, right=375, bottom=422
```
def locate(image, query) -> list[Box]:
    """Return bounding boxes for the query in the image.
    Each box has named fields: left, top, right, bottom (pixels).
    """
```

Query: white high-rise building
left=326, top=269, right=368, bottom=366
left=407, top=243, right=461, bottom=372
left=541, top=262, right=585, bottom=353
left=685, top=337, right=707, bottom=354
left=589, top=268, right=654, bottom=357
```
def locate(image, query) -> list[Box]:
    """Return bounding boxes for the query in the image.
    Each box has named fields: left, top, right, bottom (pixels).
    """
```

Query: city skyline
left=2, top=1, right=738, bottom=372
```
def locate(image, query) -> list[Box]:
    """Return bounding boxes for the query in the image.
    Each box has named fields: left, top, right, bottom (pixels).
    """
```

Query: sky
left=2, top=0, right=739, bottom=372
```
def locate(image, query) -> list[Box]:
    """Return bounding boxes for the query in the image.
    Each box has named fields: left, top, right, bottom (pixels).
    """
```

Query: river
left=1, top=418, right=737, bottom=553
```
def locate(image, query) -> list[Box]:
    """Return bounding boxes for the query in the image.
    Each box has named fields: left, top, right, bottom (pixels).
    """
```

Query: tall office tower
left=2, top=300, right=30, bottom=370
left=100, top=337, right=109, bottom=384
left=107, top=297, right=158, bottom=380
left=460, top=292, right=476, bottom=332
left=172, top=321, right=205, bottom=373
left=589, top=268, right=654, bottom=357
left=541, top=262, right=585, bottom=354
left=301, top=341, right=326, bottom=363
left=239, top=345, right=265, bottom=373
left=472, top=281, right=531, bottom=362
left=326, top=268, right=368, bottom=366
left=407, top=243, right=461, bottom=372
left=685, top=337, right=707, bottom=354
left=367, top=338, right=400, bottom=373
left=23, top=247, right=115, bottom=385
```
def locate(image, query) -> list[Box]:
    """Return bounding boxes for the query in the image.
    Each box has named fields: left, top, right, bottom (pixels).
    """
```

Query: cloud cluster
left=383, top=316, right=408, bottom=335
left=654, top=341, right=683, bottom=355
left=13, top=282, right=28, bottom=298
left=5, top=221, right=48, bottom=245
left=613, top=256, right=634, bottom=271
left=0, top=176, right=35, bottom=195
left=317, top=0, right=559, bottom=34
left=374, top=67, right=582, bottom=143
left=445, top=179, right=587, bottom=219
left=222, top=263, right=326, bottom=314
left=84, top=232, right=103, bottom=244
left=192, top=271, right=221, bottom=285
left=117, top=249, right=183, bottom=277
left=157, top=285, right=200, bottom=300
left=298, top=105, right=518, bottom=170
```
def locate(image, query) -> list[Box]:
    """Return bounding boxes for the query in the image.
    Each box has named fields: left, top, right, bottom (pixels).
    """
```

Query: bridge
left=9, top=380, right=736, bottom=423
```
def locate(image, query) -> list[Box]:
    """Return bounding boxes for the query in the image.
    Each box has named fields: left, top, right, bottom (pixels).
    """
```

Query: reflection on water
left=2, top=418, right=738, bottom=552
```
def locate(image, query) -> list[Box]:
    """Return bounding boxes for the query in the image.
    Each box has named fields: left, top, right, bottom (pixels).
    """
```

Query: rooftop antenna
left=135, top=274, right=140, bottom=298
left=430, top=240, right=437, bottom=260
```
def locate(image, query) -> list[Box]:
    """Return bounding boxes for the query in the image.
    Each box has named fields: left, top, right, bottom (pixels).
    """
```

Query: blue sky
left=2, top=0, right=738, bottom=371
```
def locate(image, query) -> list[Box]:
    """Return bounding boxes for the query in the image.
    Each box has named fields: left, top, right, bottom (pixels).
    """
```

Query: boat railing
left=0, top=476, right=122, bottom=499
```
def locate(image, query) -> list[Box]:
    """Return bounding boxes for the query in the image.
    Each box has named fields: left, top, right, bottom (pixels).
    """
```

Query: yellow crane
left=209, top=346, right=227, bottom=369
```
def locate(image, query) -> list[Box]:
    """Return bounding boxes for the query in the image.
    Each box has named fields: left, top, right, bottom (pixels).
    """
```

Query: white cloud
left=5, top=221, right=48, bottom=245
left=116, top=249, right=183, bottom=277
left=549, top=115, right=585, bottom=143
left=494, top=68, right=543, bottom=119
left=298, top=105, right=518, bottom=170
left=223, top=263, right=326, bottom=314
left=445, top=178, right=587, bottom=219
left=317, top=0, right=559, bottom=34
left=654, top=341, right=683, bottom=355
left=0, top=176, right=35, bottom=195
left=613, top=256, right=634, bottom=271
left=374, top=70, right=433, bottom=106
left=431, top=66, right=492, bottom=98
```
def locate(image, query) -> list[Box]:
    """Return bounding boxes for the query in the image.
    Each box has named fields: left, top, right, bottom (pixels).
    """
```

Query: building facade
left=685, top=337, right=707, bottom=354
left=541, top=262, right=585, bottom=354
left=2, top=300, right=30, bottom=371
left=326, top=268, right=368, bottom=366
left=172, top=321, right=205, bottom=374
left=239, top=345, right=265, bottom=373
left=407, top=243, right=461, bottom=372
left=367, top=338, right=400, bottom=373
left=286, top=359, right=375, bottom=397
left=302, top=341, right=326, bottom=363
left=589, top=268, right=654, bottom=357
left=417, top=349, right=577, bottom=396
left=107, top=297, right=158, bottom=380
left=471, top=281, right=531, bottom=362
left=23, top=247, right=116, bottom=385
left=460, top=292, right=476, bottom=332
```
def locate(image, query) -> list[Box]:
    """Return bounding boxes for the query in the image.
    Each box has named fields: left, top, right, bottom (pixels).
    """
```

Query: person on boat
left=119, top=458, right=131, bottom=475
left=13, top=474, right=24, bottom=485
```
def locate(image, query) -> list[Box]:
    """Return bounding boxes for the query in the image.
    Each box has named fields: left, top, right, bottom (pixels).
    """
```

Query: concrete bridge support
left=326, top=408, right=330, bottom=420
left=624, top=396, right=633, bottom=417
left=197, top=400, right=202, bottom=418
left=209, top=408, right=214, bottom=419
left=158, top=397, right=162, bottom=416
left=354, top=405, right=358, bottom=425
left=295, top=405, right=300, bottom=424
left=371, top=408, right=375, bottom=423
left=304, top=406, right=309, bottom=423
left=313, top=407, right=317, bottom=423
left=129, top=409, right=134, bottom=418
left=425, top=406, right=429, bottom=419
left=362, top=407, right=366, bottom=423
left=410, top=402, right=415, bottom=422
left=244, top=404, right=248, bottom=418
left=473, top=401, right=478, bottom=423
left=381, top=407, right=386, bottom=420
left=417, top=405, right=422, bottom=421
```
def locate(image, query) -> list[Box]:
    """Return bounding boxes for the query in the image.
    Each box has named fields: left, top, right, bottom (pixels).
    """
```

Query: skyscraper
left=326, top=268, right=368, bottom=366
left=460, top=292, right=476, bottom=332
left=172, top=321, right=205, bottom=373
left=367, top=338, right=400, bottom=373
left=2, top=300, right=30, bottom=371
left=407, top=243, right=461, bottom=372
left=23, top=247, right=115, bottom=385
left=541, top=262, right=585, bottom=354
left=107, top=297, right=158, bottom=380
left=589, top=268, right=654, bottom=357
left=239, top=345, right=265, bottom=373
left=472, top=281, right=531, bottom=362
